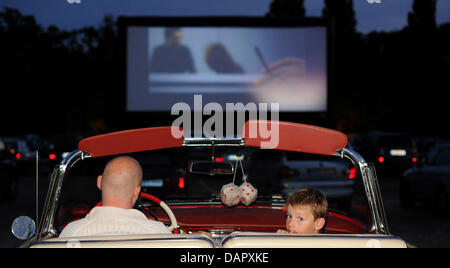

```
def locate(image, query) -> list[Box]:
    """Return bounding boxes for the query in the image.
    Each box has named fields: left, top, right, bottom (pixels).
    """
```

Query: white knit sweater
left=59, top=206, right=171, bottom=238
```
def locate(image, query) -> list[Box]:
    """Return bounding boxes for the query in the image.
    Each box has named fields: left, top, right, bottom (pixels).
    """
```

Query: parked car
left=400, top=143, right=450, bottom=214
left=0, top=137, right=18, bottom=201
left=351, top=132, right=417, bottom=175
left=46, top=134, right=83, bottom=167
left=11, top=121, right=409, bottom=248
left=25, top=134, right=53, bottom=160
left=135, top=152, right=187, bottom=198
left=2, top=137, right=35, bottom=175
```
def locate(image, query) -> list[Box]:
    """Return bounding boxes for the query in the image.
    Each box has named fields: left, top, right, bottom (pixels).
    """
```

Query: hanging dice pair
left=220, top=181, right=258, bottom=207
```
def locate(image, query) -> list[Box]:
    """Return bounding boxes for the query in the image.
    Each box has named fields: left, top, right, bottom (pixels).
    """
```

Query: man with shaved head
left=59, top=156, right=171, bottom=238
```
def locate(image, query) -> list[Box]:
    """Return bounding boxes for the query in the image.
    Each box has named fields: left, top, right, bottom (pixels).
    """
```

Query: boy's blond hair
left=286, top=188, right=328, bottom=220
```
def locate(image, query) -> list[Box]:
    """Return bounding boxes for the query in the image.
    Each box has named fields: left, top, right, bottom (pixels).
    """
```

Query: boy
left=277, top=188, right=328, bottom=234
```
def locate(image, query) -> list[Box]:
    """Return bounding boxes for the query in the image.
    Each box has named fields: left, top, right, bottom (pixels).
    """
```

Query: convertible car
left=11, top=121, right=410, bottom=248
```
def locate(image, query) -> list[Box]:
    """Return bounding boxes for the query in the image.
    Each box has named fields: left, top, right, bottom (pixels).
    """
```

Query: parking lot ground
left=0, top=173, right=50, bottom=248
left=378, top=175, right=450, bottom=248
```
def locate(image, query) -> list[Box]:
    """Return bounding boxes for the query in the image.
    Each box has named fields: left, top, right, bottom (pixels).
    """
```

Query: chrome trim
left=340, top=148, right=390, bottom=235
left=183, top=137, right=245, bottom=147
left=38, top=150, right=83, bottom=238
left=220, top=233, right=402, bottom=248
left=30, top=235, right=215, bottom=248
left=208, top=229, right=235, bottom=235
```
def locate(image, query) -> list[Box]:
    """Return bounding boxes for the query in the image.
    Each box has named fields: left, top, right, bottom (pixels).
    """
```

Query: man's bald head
left=97, top=156, right=143, bottom=209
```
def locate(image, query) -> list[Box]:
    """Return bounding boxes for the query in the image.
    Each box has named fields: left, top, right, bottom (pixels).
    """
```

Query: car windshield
left=55, top=146, right=371, bottom=232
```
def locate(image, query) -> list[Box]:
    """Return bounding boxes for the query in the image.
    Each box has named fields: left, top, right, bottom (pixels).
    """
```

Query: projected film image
left=127, top=25, right=327, bottom=112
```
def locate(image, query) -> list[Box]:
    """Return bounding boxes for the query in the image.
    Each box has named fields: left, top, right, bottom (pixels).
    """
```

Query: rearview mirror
left=189, top=161, right=234, bottom=175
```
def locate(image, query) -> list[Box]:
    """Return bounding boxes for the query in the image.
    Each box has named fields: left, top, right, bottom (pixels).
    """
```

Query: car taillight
left=49, top=154, right=56, bottom=160
left=378, top=156, right=385, bottom=163
left=215, top=157, right=224, bottom=162
left=15, top=153, right=21, bottom=159
left=412, top=157, right=418, bottom=163
left=178, top=177, right=185, bottom=189
left=348, top=167, right=357, bottom=179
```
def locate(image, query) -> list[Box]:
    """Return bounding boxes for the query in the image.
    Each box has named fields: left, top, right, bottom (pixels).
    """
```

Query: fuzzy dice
left=220, top=183, right=241, bottom=207
left=239, top=182, right=258, bottom=206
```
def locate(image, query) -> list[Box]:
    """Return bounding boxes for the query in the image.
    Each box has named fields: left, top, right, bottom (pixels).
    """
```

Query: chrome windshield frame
left=337, top=148, right=390, bottom=235
left=37, top=150, right=88, bottom=239
left=37, top=139, right=390, bottom=238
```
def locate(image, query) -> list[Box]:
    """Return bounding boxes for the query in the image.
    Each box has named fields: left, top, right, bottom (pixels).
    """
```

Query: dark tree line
left=0, top=8, right=121, bottom=136
left=1, top=0, right=449, bottom=137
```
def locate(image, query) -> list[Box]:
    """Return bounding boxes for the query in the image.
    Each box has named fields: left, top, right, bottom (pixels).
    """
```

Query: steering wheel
left=139, top=192, right=178, bottom=233
left=94, top=192, right=179, bottom=233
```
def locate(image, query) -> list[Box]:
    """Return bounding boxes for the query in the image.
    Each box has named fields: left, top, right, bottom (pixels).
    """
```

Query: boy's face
left=285, top=205, right=325, bottom=234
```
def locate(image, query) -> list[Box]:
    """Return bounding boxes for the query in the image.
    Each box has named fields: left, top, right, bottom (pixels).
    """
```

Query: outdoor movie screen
left=126, top=20, right=328, bottom=112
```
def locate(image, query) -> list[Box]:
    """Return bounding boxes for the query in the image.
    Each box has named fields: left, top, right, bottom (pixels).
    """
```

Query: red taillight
left=378, top=156, right=385, bottom=163
left=178, top=177, right=185, bottom=189
left=49, top=154, right=56, bottom=160
left=348, top=167, right=357, bottom=179
left=215, top=157, right=225, bottom=162
left=412, top=157, right=418, bottom=163
left=15, top=153, right=21, bottom=159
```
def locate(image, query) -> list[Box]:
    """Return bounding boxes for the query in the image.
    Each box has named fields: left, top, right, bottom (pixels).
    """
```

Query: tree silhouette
left=266, top=0, right=305, bottom=18
left=322, top=0, right=356, bottom=34
left=408, top=0, right=437, bottom=33
left=403, top=0, right=442, bottom=132
left=322, top=0, right=364, bottom=133
left=0, top=8, right=120, bottom=136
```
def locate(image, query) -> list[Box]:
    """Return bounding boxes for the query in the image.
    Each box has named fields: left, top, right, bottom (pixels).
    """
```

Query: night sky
left=1, top=0, right=450, bottom=34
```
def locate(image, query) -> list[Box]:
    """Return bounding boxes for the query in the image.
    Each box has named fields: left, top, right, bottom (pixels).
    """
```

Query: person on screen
left=277, top=188, right=327, bottom=234
left=59, top=156, right=171, bottom=237
left=150, top=27, right=196, bottom=73
left=204, top=43, right=245, bottom=74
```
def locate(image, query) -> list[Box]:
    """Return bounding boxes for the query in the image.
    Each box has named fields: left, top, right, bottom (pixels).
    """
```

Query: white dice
left=220, top=183, right=241, bottom=207
left=239, top=182, right=258, bottom=206
left=220, top=182, right=258, bottom=207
